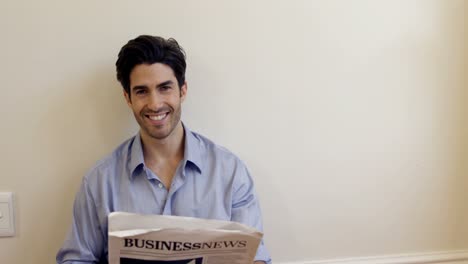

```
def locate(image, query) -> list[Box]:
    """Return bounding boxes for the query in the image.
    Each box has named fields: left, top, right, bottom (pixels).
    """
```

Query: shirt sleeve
left=231, top=160, right=272, bottom=264
left=56, top=176, right=106, bottom=264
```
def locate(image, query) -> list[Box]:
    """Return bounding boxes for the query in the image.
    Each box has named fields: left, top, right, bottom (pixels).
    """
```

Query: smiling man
left=56, top=35, right=271, bottom=264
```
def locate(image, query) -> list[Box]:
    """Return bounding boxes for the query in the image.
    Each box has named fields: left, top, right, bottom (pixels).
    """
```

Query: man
left=56, top=35, right=271, bottom=264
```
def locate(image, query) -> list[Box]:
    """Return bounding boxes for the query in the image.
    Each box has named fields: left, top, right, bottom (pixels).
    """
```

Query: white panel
left=0, top=192, right=15, bottom=237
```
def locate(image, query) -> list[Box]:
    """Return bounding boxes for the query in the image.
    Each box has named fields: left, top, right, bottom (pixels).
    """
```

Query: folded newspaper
left=108, top=212, right=263, bottom=264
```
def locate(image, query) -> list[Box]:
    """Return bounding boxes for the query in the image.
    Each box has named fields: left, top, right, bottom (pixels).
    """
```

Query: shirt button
left=158, top=183, right=163, bottom=189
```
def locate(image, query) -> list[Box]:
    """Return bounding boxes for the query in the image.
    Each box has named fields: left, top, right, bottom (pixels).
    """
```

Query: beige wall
left=457, top=3, right=468, bottom=247
left=0, top=0, right=466, bottom=263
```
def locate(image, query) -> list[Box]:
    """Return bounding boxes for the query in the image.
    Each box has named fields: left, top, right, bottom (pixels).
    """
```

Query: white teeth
left=148, top=113, right=167, bottom=121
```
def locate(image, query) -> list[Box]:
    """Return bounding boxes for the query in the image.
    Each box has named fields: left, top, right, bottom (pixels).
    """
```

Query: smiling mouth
left=146, top=112, right=168, bottom=121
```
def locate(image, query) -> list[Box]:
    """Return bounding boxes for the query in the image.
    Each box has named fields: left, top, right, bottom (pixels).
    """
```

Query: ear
left=123, top=90, right=132, bottom=106
left=180, top=81, right=188, bottom=103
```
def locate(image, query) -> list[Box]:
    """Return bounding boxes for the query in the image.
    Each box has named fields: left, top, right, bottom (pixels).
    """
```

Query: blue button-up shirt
left=56, top=125, right=271, bottom=263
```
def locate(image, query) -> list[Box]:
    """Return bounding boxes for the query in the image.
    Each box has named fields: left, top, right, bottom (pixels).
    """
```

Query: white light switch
left=0, top=192, right=15, bottom=237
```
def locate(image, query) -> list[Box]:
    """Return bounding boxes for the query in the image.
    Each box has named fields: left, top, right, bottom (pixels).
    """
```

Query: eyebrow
left=132, top=80, right=174, bottom=91
left=156, top=80, right=174, bottom=88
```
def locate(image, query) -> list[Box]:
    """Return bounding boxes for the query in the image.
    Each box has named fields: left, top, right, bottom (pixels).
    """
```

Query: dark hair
left=115, top=35, right=186, bottom=94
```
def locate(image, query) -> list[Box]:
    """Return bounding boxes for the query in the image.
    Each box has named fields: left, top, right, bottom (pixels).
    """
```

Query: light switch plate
left=0, top=192, right=15, bottom=237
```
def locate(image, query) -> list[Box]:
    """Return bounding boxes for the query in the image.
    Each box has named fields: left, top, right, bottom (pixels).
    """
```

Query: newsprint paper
left=108, top=212, right=263, bottom=264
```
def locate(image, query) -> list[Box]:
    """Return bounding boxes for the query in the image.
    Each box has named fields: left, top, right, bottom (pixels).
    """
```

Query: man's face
left=124, top=63, right=187, bottom=140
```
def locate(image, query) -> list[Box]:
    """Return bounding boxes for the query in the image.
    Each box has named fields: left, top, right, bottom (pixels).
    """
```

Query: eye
left=159, top=85, right=171, bottom=91
left=135, top=89, right=147, bottom=95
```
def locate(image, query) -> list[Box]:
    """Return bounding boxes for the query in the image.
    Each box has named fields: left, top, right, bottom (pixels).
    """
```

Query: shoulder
left=83, top=136, right=135, bottom=184
left=187, top=130, right=251, bottom=180
left=191, top=130, right=245, bottom=164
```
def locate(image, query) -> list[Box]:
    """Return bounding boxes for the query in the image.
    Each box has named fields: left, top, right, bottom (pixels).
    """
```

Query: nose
left=146, top=90, right=163, bottom=111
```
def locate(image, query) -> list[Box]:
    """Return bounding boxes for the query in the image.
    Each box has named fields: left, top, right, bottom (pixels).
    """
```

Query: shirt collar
left=128, top=133, right=145, bottom=179
left=127, top=123, right=203, bottom=179
left=183, top=123, right=203, bottom=173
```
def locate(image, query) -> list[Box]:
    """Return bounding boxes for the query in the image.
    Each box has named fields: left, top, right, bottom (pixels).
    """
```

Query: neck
left=140, top=122, right=185, bottom=165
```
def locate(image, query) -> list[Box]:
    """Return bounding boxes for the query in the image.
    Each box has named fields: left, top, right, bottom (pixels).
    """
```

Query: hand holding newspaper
left=108, top=212, right=263, bottom=264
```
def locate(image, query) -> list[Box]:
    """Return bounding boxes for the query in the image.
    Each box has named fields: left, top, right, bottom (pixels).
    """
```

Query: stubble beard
left=137, top=103, right=182, bottom=141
